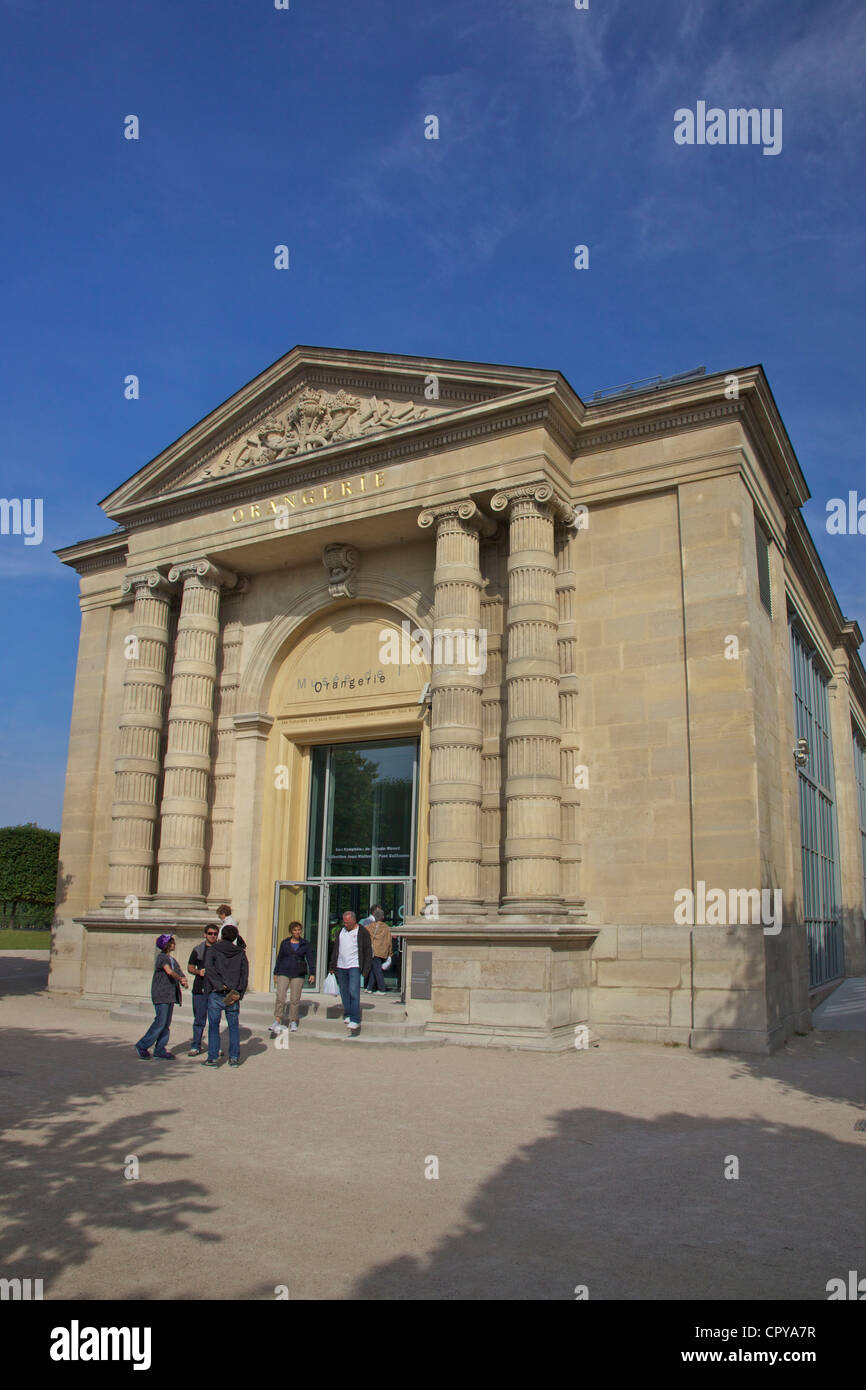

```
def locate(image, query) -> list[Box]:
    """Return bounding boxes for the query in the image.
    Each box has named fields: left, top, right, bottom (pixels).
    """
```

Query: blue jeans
left=192, top=993, right=208, bottom=1047
left=137, top=1002, right=173, bottom=1055
left=207, top=992, right=240, bottom=1061
left=368, top=957, right=387, bottom=992
left=336, top=967, right=361, bottom=1025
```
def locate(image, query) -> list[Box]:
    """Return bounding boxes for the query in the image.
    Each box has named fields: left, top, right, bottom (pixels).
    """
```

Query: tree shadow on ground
left=692, top=1030, right=866, bottom=1114
left=0, top=952, right=49, bottom=995
left=0, top=1025, right=221, bottom=1295
left=351, top=1105, right=864, bottom=1301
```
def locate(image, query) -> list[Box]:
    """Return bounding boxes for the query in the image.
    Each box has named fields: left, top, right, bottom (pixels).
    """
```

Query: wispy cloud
left=0, top=547, right=68, bottom=580
left=343, top=67, right=535, bottom=272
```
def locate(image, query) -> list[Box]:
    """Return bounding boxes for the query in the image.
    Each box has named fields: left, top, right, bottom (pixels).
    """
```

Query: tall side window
left=790, top=620, right=843, bottom=986
left=853, top=722, right=866, bottom=917
left=755, top=516, right=772, bottom=615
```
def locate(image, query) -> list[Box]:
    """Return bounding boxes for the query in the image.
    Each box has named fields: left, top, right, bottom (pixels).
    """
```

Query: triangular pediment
left=101, top=345, right=568, bottom=521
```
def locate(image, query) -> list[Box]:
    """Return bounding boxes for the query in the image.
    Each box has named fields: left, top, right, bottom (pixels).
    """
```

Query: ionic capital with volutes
left=167, top=558, right=240, bottom=590
left=490, top=482, right=573, bottom=525
left=418, top=499, right=497, bottom=537
left=121, top=570, right=176, bottom=601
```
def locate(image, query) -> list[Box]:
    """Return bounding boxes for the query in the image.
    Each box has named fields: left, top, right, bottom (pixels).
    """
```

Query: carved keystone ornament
left=322, top=543, right=359, bottom=599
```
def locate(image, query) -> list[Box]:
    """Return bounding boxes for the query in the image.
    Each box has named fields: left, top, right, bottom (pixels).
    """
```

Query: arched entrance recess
left=235, top=587, right=432, bottom=992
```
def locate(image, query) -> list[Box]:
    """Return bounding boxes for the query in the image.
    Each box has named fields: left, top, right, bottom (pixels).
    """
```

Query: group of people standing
left=134, top=905, right=249, bottom=1066
left=134, top=902, right=395, bottom=1060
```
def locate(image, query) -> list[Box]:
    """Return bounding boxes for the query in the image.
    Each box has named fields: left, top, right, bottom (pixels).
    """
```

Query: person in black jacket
left=327, top=910, right=373, bottom=1033
left=135, top=933, right=188, bottom=1060
left=201, top=924, right=249, bottom=1068
left=270, top=920, right=315, bottom=1035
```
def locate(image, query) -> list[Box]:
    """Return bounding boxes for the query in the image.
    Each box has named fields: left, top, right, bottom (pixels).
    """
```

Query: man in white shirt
left=327, top=910, right=373, bottom=1033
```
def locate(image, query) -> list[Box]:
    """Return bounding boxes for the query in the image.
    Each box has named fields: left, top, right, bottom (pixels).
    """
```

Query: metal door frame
left=273, top=876, right=414, bottom=996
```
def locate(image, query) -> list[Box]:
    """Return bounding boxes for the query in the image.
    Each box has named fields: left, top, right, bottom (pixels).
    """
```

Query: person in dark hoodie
left=201, top=923, right=249, bottom=1068
left=270, top=919, right=315, bottom=1035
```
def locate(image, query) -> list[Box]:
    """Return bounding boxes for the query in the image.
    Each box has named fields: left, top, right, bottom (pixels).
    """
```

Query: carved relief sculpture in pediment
left=195, top=387, right=434, bottom=482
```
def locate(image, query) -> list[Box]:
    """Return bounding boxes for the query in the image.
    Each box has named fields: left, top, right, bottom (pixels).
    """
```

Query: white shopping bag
left=322, top=972, right=340, bottom=996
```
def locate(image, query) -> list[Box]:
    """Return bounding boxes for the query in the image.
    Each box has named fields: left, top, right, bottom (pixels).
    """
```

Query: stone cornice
left=233, top=711, right=275, bottom=738
left=576, top=399, right=740, bottom=453
left=401, top=921, right=597, bottom=945
left=578, top=369, right=810, bottom=517
left=56, top=532, right=128, bottom=576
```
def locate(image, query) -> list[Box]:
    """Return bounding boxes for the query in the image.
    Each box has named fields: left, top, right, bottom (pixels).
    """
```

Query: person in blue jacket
left=270, top=920, right=316, bottom=1034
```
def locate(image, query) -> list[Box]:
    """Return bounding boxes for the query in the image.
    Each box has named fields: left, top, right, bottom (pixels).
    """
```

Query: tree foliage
left=0, top=823, right=60, bottom=924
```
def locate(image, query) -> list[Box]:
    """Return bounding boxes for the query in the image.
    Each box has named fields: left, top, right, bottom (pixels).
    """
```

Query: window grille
left=853, top=723, right=866, bottom=918
left=755, top=517, right=772, bottom=614
left=790, top=622, right=843, bottom=986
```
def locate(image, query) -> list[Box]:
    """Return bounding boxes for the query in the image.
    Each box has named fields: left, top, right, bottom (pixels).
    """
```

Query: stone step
left=110, top=991, right=441, bottom=1046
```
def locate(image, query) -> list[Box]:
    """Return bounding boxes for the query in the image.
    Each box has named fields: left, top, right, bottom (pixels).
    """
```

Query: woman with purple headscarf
left=135, top=933, right=188, bottom=1060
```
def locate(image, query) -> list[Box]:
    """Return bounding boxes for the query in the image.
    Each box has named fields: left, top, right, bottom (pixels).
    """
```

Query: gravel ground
left=2, top=951, right=864, bottom=1301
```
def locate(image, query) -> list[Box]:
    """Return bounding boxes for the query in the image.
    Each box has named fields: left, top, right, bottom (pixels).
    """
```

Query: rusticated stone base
left=402, top=919, right=596, bottom=1051
left=588, top=923, right=812, bottom=1055
left=56, top=911, right=229, bottom=1004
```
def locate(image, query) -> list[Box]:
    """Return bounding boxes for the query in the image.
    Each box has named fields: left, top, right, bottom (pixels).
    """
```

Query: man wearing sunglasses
left=187, top=924, right=220, bottom=1057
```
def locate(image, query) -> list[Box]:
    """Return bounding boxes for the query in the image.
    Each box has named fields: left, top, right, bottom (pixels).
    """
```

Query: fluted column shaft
left=104, top=571, right=175, bottom=902
left=556, top=523, right=582, bottom=901
left=156, top=559, right=238, bottom=902
left=480, top=535, right=506, bottom=907
left=418, top=500, right=494, bottom=913
left=207, top=585, right=246, bottom=901
left=491, top=484, right=571, bottom=912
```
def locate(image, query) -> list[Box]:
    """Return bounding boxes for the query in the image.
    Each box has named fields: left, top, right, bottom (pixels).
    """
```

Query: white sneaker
left=289, top=1021, right=298, bottom=1032
left=347, top=1022, right=360, bottom=1032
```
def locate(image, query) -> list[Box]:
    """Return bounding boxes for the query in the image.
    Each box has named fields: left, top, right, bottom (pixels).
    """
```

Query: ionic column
left=206, top=583, right=247, bottom=902
left=418, top=500, right=495, bottom=914
left=480, top=534, right=506, bottom=907
left=491, top=483, right=572, bottom=914
left=156, top=559, right=239, bottom=904
left=104, top=570, right=175, bottom=904
left=556, top=523, right=582, bottom=902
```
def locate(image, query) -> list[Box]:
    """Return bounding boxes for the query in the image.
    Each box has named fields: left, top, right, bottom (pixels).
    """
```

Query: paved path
left=812, top=976, right=866, bottom=1031
left=2, top=953, right=865, bottom=1300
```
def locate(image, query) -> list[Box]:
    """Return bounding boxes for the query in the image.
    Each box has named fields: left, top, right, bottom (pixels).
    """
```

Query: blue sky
left=1, top=0, right=864, bottom=829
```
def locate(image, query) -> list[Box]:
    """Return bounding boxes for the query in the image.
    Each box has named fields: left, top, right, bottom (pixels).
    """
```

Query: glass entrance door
left=272, top=879, right=409, bottom=993
left=272, top=736, right=419, bottom=997
left=324, top=879, right=409, bottom=994
left=272, top=882, right=321, bottom=987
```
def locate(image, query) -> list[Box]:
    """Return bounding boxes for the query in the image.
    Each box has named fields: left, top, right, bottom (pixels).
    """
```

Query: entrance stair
left=110, top=988, right=443, bottom=1046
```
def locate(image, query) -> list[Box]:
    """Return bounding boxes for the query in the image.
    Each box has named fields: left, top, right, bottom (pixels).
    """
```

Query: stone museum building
left=50, top=345, right=866, bottom=1052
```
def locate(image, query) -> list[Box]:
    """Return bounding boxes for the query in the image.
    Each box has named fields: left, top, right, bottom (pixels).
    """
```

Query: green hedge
left=0, top=823, right=60, bottom=928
